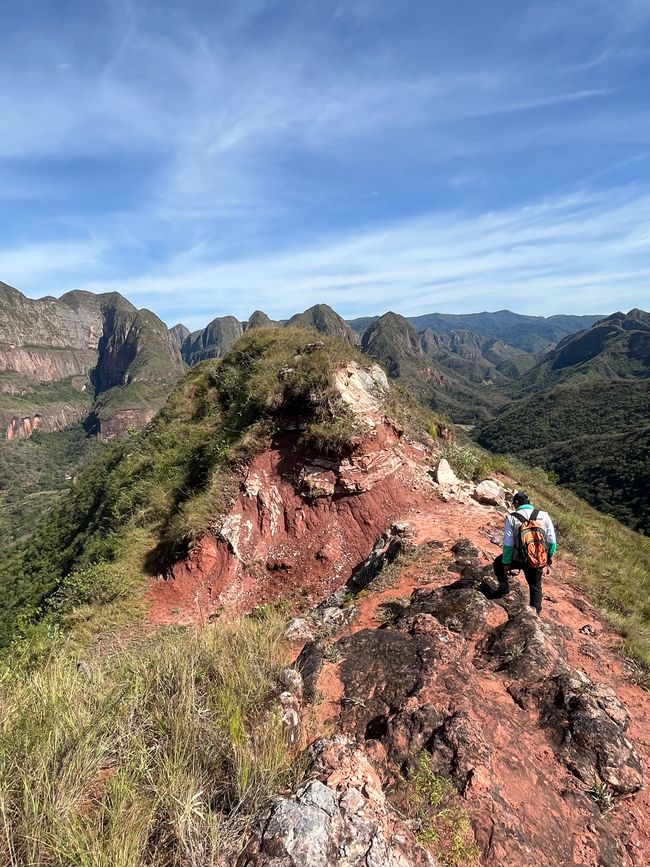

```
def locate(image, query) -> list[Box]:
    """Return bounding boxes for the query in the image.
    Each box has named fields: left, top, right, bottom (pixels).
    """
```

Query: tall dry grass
left=0, top=612, right=299, bottom=866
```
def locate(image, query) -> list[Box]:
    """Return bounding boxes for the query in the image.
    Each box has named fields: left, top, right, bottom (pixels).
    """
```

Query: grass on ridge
left=0, top=612, right=298, bottom=867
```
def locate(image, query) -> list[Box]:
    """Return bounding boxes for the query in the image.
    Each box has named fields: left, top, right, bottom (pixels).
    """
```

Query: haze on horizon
left=1, top=0, right=649, bottom=330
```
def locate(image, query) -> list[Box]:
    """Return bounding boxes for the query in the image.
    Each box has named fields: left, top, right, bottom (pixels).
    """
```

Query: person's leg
left=493, top=554, right=508, bottom=585
left=524, top=566, right=543, bottom=613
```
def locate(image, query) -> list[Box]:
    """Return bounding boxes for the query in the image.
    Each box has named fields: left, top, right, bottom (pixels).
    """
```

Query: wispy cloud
left=49, top=188, right=645, bottom=327
left=0, top=0, right=649, bottom=322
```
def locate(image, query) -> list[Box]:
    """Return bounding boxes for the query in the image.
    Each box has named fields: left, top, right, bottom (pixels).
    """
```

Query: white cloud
left=0, top=239, right=106, bottom=289
left=58, top=188, right=649, bottom=328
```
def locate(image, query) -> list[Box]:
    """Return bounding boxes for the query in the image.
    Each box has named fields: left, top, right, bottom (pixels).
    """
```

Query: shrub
left=57, top=562, right=136, bottom=609
left=443, top=444, right=480, bottom=481
left=403, top=751, right=480, bottom=865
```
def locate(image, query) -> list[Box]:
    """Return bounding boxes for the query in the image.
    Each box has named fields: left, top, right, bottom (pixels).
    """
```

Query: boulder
left=434, top=458, right=458, bottom=487
left=472, top=479, right=506, bottom=507
left=285, top=618, right=316, bottom=643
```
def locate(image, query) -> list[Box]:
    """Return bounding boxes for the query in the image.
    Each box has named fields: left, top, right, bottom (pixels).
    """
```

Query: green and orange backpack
left=512, top=510, right=548, bottom=569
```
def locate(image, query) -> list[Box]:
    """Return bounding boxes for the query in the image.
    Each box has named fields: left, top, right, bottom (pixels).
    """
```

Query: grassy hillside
left=0, top=612, right=297, bottom=866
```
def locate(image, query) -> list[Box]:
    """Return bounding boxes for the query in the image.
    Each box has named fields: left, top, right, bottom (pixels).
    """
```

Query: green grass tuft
left=403, top=751, right=480, bottom=866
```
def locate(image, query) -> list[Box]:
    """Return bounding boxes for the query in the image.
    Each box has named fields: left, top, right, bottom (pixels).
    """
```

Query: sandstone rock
left=347, top=524, right=413, bottom=594
left=337, top=628, right=439, bottom=741
left=434, top=458, right=458, bottom=487
left=406, top=585, right=491, bottom=638
left=472, top=479, right=506, bottom=507
left=476, top=607, right=567, bottom=684
left=332, top=363, right=389, bottom=420
left=542, top=671, right=643, bottom=795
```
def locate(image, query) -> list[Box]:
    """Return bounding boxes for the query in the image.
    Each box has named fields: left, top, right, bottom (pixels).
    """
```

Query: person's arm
left=502, top=515, right=515, bottom=564
left=544, top=514, right=557, bottom=558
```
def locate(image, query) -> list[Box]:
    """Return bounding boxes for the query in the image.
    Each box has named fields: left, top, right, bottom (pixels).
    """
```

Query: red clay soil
left=146, top=421, right=436, bottom=626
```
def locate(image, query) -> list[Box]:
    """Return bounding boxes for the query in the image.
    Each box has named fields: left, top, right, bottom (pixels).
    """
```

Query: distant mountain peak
left=286, top=304, right=359, bottom=345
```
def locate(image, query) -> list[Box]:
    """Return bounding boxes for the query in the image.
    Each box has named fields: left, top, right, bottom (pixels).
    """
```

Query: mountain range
left=0, top=281, right=646, bottom=532
left=0, top=281, right=185, bottom=439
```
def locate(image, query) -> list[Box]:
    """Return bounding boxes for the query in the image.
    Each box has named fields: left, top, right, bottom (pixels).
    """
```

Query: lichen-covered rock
left=336, top=628, right=438, bottom=741
left=285, top=618, right=316, bottom=643
left=540, top=671, right=643, bottom=794
left=406, top=585, right=491, bottom=638
left=475, top=607, right=567, bottom=684
left=238, top=737, right=437, bottom=866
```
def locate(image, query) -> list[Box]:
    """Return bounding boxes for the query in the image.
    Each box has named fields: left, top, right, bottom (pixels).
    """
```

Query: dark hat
left=513, top=491, right=530, bottom=506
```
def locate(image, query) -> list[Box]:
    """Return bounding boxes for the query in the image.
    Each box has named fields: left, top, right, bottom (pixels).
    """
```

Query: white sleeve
left=543, top=512, right=556, bottom=545
left=503, top=515, right=515, bottom=547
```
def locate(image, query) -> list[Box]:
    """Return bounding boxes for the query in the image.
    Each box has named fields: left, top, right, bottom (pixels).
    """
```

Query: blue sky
left=1, top=0, right=649, bottom=329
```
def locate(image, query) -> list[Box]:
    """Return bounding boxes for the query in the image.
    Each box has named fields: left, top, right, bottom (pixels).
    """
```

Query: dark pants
left=493, top=554, right=543, bottom=613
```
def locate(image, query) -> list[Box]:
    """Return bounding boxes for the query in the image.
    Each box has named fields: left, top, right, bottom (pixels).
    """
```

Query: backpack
left=512, top=510, right=548, bottom=568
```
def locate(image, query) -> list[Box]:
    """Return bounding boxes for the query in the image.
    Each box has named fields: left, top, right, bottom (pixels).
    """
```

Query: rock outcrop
left=239, top=737, right=435, bottom=867
left=292, top=533, right=649, bottom=867
left=0, top=282, right=184, bottom=438
left=147, top=361, right=436, bottom=624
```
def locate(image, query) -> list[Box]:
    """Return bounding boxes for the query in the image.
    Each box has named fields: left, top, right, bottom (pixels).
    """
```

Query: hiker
left=493, top=491, right=557, bottom=614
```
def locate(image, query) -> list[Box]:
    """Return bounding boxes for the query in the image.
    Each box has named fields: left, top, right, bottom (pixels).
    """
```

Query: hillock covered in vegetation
left=0, top=326, right=437, bottom=649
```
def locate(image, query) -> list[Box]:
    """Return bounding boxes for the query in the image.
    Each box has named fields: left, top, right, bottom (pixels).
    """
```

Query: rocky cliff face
left=0, top=282, right=184, bottom=439
left=181, top=316, right=245, bottom=366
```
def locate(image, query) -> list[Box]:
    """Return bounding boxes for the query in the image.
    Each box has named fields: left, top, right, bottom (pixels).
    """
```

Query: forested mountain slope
left=479, top=310, right=650, bottom=533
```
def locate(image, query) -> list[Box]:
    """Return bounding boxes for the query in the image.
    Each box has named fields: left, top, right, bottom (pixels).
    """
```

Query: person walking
left=493, top=491, right=557, bottom=614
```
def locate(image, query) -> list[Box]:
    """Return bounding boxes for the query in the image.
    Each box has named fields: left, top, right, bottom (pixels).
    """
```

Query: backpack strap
left=511, top=509, right=539, bottom=524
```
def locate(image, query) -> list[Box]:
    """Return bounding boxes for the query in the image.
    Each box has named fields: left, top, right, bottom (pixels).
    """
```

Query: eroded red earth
left=145, top=415, right=649, bottom=866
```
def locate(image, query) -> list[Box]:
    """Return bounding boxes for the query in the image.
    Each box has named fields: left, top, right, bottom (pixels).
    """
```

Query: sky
left=1, top=0, right=649, bottom=329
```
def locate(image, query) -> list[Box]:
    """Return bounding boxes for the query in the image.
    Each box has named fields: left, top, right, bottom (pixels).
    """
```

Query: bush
left=442, top=444, right=480, bottom=481
left=57, top=562, right=136, bottom=609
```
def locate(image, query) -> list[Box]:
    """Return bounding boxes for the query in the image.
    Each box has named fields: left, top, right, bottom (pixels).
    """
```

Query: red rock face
left=5, top=414, right=41, bottom=440
left=0, top=346, right=97, bottom=382
left=147, top=420, right=436, bottom=626
left=3, top=408, right=87, bottom=440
